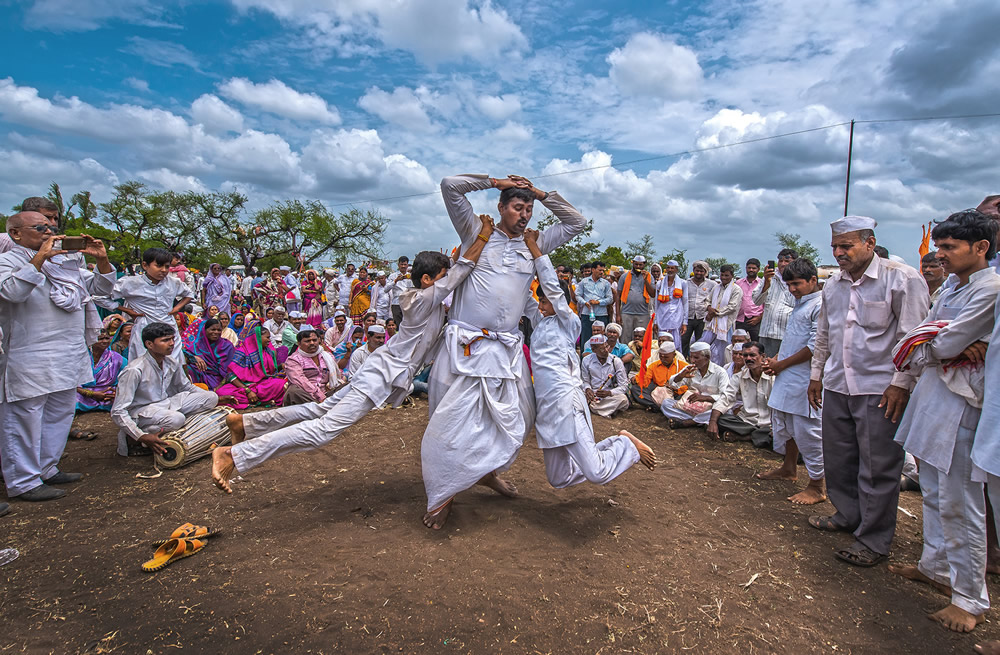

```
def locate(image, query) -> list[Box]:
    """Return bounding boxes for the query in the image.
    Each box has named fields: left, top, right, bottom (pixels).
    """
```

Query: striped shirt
left=752, top=276, right=795, bottom=340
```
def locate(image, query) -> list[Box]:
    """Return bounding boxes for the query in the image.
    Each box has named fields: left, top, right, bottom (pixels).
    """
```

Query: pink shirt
left=735, top=277, right=763, bottom=321
left=284, top=348, right=331, bottom=403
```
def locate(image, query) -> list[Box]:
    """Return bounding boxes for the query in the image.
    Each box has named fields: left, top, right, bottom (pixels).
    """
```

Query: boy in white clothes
left=757, top=257, right=826, bottom=505
left=211, top=218, right=494, bottom=496
left=113, top=247, right=192, bottom=363
left=522, top=228, right=655, bottom=492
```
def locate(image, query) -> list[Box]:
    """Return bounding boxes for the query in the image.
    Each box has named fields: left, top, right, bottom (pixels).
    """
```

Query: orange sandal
left=151, top=522, right=219, bottom=546
left=141, top=538, right=207, bottom=572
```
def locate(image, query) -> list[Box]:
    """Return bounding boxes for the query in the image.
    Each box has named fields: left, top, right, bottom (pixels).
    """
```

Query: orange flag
left=919, top=221, right=932, bottom=260
left=636, top=313, right=657, bottom=392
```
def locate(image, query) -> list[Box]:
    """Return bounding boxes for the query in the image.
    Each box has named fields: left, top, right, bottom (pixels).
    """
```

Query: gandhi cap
left=831, top=215, right=877, bottom=235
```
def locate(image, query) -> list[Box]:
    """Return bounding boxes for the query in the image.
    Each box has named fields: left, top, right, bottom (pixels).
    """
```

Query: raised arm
left=440, top=175, right=495, bottom=246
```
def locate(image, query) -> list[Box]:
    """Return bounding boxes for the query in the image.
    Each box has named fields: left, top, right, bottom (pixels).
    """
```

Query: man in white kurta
left=335, top=264, right=357, bottom=311
left=421, top=174, right=586, bottom=518
left=698, top=267, right=743, bottom=365
left=708, top=342, right=774, bottom=447
left=112, top=252, right=192, bottom=363
left=348, top=325, right=385, bottom=378
left=526, top=238, right=645, bottom=489
left=0, top=213, right=116, bottom=500
left=370, top=271, right=391, bottom=321
left=891, top=211, right=1000, bottom=631
left=660, top=341, right=729, bottom=427
left=581, top=336, right=630, bottom=417
left=653, top=259, right=688, bottom=346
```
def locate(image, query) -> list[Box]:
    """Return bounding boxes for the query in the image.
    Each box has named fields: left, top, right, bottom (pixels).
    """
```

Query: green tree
left=600, top=246, right=628, bottom=268
left=535, top=214, right=602, bottom=269
left=704, top=257, right=742, bottom=278
left=775, top=232, right=822, bottom=266
left=624, top=234, right=656, bottom=262
left=660, top=248, right=689, bottom=276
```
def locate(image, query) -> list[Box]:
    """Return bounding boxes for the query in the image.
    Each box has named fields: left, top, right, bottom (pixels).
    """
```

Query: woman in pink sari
left=300, top=269, right=324, bottom=328
left=216, top=319, right=289, bottom=409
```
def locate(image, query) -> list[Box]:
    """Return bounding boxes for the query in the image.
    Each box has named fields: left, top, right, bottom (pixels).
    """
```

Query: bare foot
left=975, top=640, right=1000, bottom=654
left=226, top=413, right=246, bottom=445
left=477, top=472, right=518, bottom=497
left=888, top=564, right=952, bottom=597
left=788, top=487, right=827, bottom=505
left=211, top=446, right=236, bottom=494
left=621, top=430, right=656, bottom=470
left=928, top=603, right=984, bottom=633
left=423, top=499, right=452, bottom=530
left=756, top=466, right=797, bottom=481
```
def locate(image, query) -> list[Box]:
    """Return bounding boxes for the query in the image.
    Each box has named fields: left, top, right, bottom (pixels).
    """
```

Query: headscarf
left=228, top=312, right=245, bottom=331
left=102, top=313, right=125, bottom=331
left=238, top=316, right=261, bottom=343
left=230, top=324, right=280, bottom=378
left=203, top=263, right=232, bottom=299
left=109, top=320, right=134, bottom=357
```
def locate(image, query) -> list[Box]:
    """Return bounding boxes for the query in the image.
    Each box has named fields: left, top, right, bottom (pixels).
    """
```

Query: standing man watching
left=682, top=261, right=717, bottom=357
left=616, top=256, right=656, bottom=344
left=735, top=258, right=764, bottom=342
left=920, top=251, right=947, bottom=305
left=389, top=256, right=412, bottom=327
left=653, top=259, right=688, bottom=346
left=807, top=216, right=929, bottom=567
left=0, top=213, right=116, bottom=501
left=754, top=249, right=798, bottom=357
left=577, top=260, right=612, bottom=345
left=335, top=264, right=357, bottom=312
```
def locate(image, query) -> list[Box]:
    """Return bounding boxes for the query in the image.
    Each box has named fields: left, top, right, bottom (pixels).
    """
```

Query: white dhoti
left=543, top=407, right=639, bottom=488
left=241, top=386, right=348, bottom=439
left=232, top=388, right=375, bottom=473
left=0, top=388, right=76, bottom=495
left=589, top=394, right=629, bottom=417
left=771, top=409, right=824, bottom=480
left=117, top=388, right=218, bottom=455
left=918, top=425, right=989, bottom=616
left=421, top=323, right=532, bottom=511
left=660, top=397, right=712, bottom=425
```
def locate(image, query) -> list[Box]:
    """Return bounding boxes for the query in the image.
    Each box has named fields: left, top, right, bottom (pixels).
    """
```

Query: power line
left=325, top=111, right=1000, bottom=209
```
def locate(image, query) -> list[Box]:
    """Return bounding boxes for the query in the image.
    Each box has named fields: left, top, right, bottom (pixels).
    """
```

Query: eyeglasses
left=23, top=224, right=55, bottom=233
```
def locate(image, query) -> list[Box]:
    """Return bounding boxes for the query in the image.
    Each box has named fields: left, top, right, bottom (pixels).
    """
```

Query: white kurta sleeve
left=612, top=358, right=628, bottom=395
left=440, top=175, right=494, bottom=248
left=86, top=268, right=117, bottom=297
left=712, top=373, right=740, bottom=414
left=534, top=254, right=580, bottom=340
left=0, top=261, right=44, bottom=303
left=111, top=367, right=145, bottom=439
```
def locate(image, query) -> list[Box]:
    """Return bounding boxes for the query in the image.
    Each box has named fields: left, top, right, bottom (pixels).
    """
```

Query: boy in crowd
left=113, top=247, right=192, bottom=363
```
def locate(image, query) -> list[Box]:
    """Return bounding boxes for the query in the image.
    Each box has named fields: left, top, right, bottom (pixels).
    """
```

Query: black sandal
left=808, top=515, right=849, bottom=532
left=835, top=543, right=887, bottom=567
left=68, top=430, right=98, bottom=441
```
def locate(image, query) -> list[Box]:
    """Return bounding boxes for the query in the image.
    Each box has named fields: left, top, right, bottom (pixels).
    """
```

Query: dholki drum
left=154, top=407, right=236, bottom=469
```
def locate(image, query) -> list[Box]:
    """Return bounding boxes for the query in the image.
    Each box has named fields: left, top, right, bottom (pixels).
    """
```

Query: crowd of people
left=4, top=185, right=1000, bottom=648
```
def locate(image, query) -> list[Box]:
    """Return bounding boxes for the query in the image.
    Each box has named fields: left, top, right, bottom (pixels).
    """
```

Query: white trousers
left=661, top=398, right=712, bottom=425
left=232, top=388, right=375, bottom=473
left=117, top=389, right=219, bottom=456
left=918, top=425, right=989, bottom=616
left=589, top=394, right=629, bottom=417
left=0, top=388, right=76, bottom=495
left=903, top=452, right=920, bottom=483
left=543, top=409, right=639, bottom=488
left=771, top=409, right=825, bottom=480
left=698, top=329, right=729, bottom=365
left=241, top=386, right=348, bottom=439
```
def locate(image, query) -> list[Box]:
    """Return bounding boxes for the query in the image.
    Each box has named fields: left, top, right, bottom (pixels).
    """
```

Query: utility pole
left=843, top=119, right=855, bottom=216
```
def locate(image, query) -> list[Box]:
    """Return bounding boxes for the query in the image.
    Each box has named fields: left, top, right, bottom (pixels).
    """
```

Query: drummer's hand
left=194, top=356, right=208, bottom=371
left=138, top=430, right=169, bottom=455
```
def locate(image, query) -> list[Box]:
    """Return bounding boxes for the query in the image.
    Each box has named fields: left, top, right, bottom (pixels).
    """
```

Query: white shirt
left=371, top=281, right=391, bottom=316
left=753, top=275, right=795, bottom=340
left=348, top=343, right=377, bottom=378
left=714, top=367, right=774, bottom=428
left=336, top=274, right=357, bottom=306
left=263, top=319, right=289, bottom=347
left=670, top=361, right=729, bottom=400
left=389, top=271, right=413, bottom=307
left=581, top=352, right=628, bottom=396
left=111, top=351, right=198, bottom=439
left=811, top=255, right=929, bottom=395
left=687, top=278, right=718, bottom=320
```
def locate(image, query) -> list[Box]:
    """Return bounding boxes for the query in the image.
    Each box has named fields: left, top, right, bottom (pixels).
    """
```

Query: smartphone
left=61, top=236, right=87, bottom=251
left=767, top=260, right=776, bottom=269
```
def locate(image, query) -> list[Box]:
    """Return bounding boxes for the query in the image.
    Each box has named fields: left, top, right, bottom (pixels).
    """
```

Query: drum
left=154, top=406, right=236, bottom=470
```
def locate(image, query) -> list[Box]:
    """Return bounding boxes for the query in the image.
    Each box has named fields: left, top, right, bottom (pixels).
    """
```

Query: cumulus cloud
left=190, top=94, right=244, bottom=133
left=358, top=87, right=435, bottom=132
left=489, top=121, right=533, bottom=142
left=139, top=168, right=208, bottom=193
left=218, top=77, right=341, bottom=124
left=121, top=37, right=202, bottom=71
left=607, top=32, right=702, bottom=99
left=0, top=148, right=119, bottom=201
left=476, top=94, right=521, bottom=121
left=123, top=77, right=150, bottom=93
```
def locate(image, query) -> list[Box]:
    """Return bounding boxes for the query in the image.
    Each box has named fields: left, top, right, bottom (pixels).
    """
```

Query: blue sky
left=2, top=0, right=999, bottom=267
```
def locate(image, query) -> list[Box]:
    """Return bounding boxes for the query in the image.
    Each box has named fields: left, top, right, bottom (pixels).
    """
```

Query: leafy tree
left=535, top=214, right=602, bottom=269
left=704, top=257, right=742, bottom=278
left=624, top=234, right=656, bottom=262
left=775, top=232, right=823, bottom=266
left=600, top=246, right=628, bottom=268
left=660, top=248, right=689, bottom=276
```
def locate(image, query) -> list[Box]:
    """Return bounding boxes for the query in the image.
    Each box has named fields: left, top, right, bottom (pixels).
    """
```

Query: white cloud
left=476, top=94, right=521, bottom=121
left=358, top=87, right=434, bottom=132
left=23, top=0, right=174, bottom=31
left=607, top=32, right=702, bottom=99
left=489, top=121, right=533, bottom=142
left=123, top=77, right=150, bottom=93
left=0, top=148, right=119, bottom=201
left=138, top=168, right=208, bottom=193
left=121, top=37, right=202, bottom=71
left=218, top=77, right=340, bottom=124
left=190, top=94, right=244, bottom=133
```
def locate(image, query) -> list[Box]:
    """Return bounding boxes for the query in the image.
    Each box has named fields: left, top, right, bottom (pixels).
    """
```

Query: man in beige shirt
left=807, top=215, right=929, bottom=568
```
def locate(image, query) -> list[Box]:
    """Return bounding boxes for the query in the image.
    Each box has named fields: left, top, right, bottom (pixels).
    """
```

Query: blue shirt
left=767, top=291, right=822, bottom=418
left=584, top=342, right=631, bottom=359
left=577, top=276, right=613, bottom=316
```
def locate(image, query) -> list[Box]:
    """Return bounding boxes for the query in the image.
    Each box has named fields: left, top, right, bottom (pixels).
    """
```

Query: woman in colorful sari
left=221, top=312, right=243, bottom=346
left=216, top=320, right=289, bottom=409
left=102, top=313, right=125, bottom=335
left=349, top=267, right=373, bottom=321
left=76, top=329, right=125, bottom=413
left=109, top=321, right=134, bottom=362
left=300, top=269, right=325, bottom=328
left=253, top=268, right=288, bottom=315
left=183, top=318, right=237, bottom=391
left=202, top=263, right=233, bottom=314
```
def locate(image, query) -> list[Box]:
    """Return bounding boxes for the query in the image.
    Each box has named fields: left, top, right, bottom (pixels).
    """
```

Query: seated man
left=726, top=342, right=745, bottom=377
left=629, top=341, right=687, bottom=409
left=581, top=335, right=629, bottom=417
left=282, top=311, right=308, bottom=348
left=262, top=306, right=290, bottom=348
left=348, top=324, right=386, bottom=378
left=283, top=329, right=340, bottom=406
left=661, top=341, right=730, bottom=429
left=111, top=322, right=221, bottom=456
left=707, top=341, right=773, bottom=448
left=724, top=328, right=751, bottom=365
left=604, top=323, right=634, bottom=369
left=322, top=310, right=351, bottom=351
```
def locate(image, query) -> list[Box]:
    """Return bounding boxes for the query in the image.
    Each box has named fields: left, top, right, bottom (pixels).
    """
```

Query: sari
left=216, top=322, right=289, bottom=409
left=109, top=321, right=134, bottom=363
left=253, top=269, right=287, bottom=314
left=203, top=265, right=233, bottom=312
left=301, top=270, right=324, bottom=328
left=221, top=313, right=244, bottom=346
left=182, top=319, right=236, bottom=390
left=76, top=346, right=125, bottom=412
left=349, top=278, right=372, bottom=321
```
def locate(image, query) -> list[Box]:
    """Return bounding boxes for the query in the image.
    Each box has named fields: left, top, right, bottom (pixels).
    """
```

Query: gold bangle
left=477, top=233, right=489, bottom=243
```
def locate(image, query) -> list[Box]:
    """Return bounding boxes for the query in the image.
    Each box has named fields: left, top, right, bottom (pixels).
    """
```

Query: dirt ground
left=1, top=403, right=996, bottom=654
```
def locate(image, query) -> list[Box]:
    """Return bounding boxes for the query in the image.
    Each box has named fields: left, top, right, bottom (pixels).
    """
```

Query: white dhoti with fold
left=241, top=385, right=349, bottom=439
left=660, top=398, right=712, bottom=425
left=422, top=322, right=533, bottom=511
left=588, top=394, right=629, bottom=417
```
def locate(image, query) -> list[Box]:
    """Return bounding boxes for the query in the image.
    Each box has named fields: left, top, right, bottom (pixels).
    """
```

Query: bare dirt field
left=2, top=403, right=995, bottom=654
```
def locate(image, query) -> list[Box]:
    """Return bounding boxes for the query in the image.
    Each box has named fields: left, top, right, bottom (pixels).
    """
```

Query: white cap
left=690, top=341, right=710, bottom=353
left=589, top=335, right=607, bottom=345
left=830, top=215, right=877, bottom=235
left=334, top=310, right=346, bottom=318
left=888, top=254, right=907, bottom=265
left=632, top=255, right=646, bottom=263
left=273, top=306, right=287, bottom=314
left=733, top=342, right=744, bottom=352
left=592, top=320, right=605, bottom=329
left=279, top=265, right=291, bottom=271
left=732, top=329, right=750, bottom=338
left=377, top=270, right=386, bottom=277
left=658, top=331, right=673, bottom=340
left=289, top=311, right=305, bottom=319
left=665, top=259, right=680, bottom=267
left=605, top=322, right=622, bottom=335
left=634, top=326, right=646, bottom=334
left=191, top=305, right=203, bottom=314
left=659, top=341, right=677, bottom=354
left=324, top=268, right=335, bottom=275
left=368, top=324, right=385, bottom=335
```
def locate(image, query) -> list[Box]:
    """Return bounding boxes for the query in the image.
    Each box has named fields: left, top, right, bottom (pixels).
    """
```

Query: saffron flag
left=636, top=313, right=657, bottom=390
left=919, top=221, right=932, bottom=260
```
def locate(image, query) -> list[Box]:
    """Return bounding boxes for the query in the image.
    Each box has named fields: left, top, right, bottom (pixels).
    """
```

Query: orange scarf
left=620, top=270, right=652, bottom=304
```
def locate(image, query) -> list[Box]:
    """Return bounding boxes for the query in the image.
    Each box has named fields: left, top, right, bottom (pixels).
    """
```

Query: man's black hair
left=296, top=329, right=319, bottom=343
left=743, top=341, right=764, bottom=356
left=141, top=321, right=175, bottom=346
left=781, top=257, right=818, bottom=283
left=874, top=245, right=889, bottom=258
left=591, top=260, right=605, bottom=269
left=142, top=247, right=173, bottom=266
left=499, top=187, right=535, bottom=206
left=398, top=255, right=409, bottom=263
left=411, top=250, right=450, bottom=289
left=746, top=258, right=761, bottom=268
left=720, top=264, right=735, bottom=275
left=21, top=196, right=58, bottom=213
left=921, top=251, right=939, bottom=265
left=932, top=209, right=998, bottom=260
left=778, top=248, right=798, bottom=260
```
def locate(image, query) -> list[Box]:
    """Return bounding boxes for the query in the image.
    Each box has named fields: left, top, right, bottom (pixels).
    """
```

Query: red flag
left=636, top=313, right=657, bottom=391
left=919, top=221, right=932, bottom=261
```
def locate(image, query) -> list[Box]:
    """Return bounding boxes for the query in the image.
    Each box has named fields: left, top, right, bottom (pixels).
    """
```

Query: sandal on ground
left=152, top=522, right=220, bottom=546
left=808, top=515, right=849, bottom=532
left=141, top=538, right=207, bottom=572
left=68, top=430, right=98, bottom=441
left=834, top=543, right=887, bottom=568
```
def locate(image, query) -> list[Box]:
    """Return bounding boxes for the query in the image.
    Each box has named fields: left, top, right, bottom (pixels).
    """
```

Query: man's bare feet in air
left=975, top=640, right=1000, bottom=654
left=928, top=603, right=984, bottom=633
left=477, top=472, right=518, bottom=497
left=226, top=413, right=246, bottom=445
left=621, top=430, right=656, bottom=470
left=788, top=479, right=827, bottom=505
left=756, top=465, right=797, bottom=481
left=888, top=564, right=953, bottom=597
left=211, top=446, right=236, bottom=494
left=423, top=499, right=452, bottom=530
